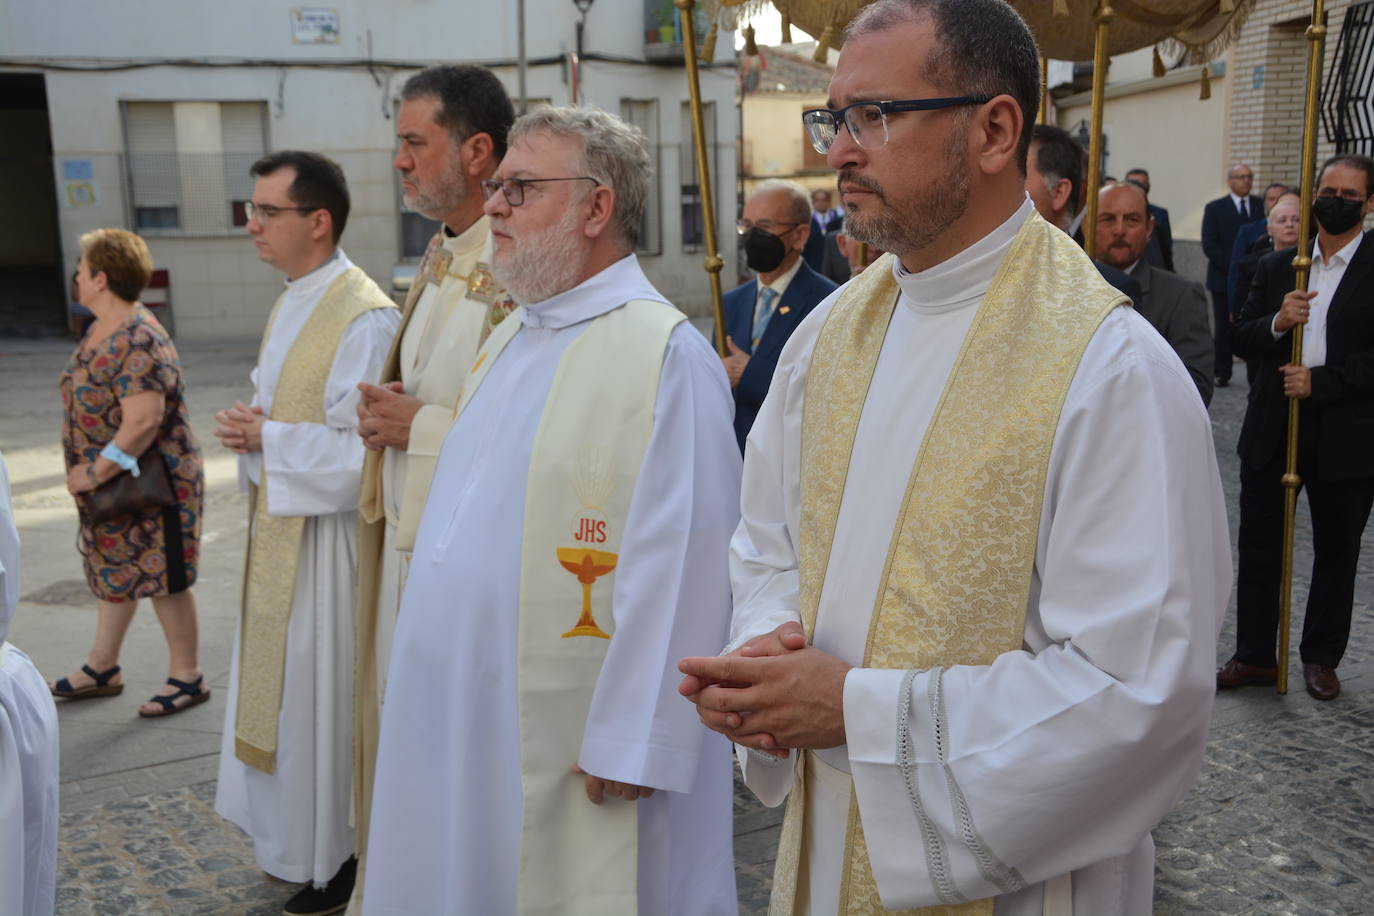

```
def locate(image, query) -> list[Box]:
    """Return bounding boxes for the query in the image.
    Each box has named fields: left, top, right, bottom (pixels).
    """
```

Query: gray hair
left=509, top=105, right=650, bottom=251
left=750, top=179, right=813, bottom=225
left=845, top=0, right=1040, bottom=171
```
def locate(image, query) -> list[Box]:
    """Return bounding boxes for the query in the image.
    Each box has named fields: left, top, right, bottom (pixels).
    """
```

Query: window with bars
left=122, top=100, right=267, bottom=233
left=679, top=100, right=717, bottom=252
left=620, top=98, right=663, bottom=255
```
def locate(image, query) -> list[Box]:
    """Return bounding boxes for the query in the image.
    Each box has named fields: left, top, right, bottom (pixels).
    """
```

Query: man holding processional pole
left=678, top=0, right=1231, bottom=912
left=1221, top=151, right=1374, bottom=701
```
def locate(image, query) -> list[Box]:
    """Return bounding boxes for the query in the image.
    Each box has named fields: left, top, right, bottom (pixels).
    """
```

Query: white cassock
left=215, top=250, right=400, bottom=885
left=363, top=256, right=740, bottom=915
left=731, top=201, right=1232, bottom=914
left=0, top=451, right=60, bottom=916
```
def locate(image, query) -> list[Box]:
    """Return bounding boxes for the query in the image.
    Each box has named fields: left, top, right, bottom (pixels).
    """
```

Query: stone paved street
left=3, top=337, right=1371, bottom=915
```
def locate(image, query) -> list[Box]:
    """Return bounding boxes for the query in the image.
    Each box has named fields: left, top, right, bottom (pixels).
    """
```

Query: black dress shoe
left=284, top=856, right=356, bottom=916
left=1303, top=663, right=1340, bottom=700
left=1216, top=656, right=1277, bottom=689
left=1215, top=375, right=1231, bottom=388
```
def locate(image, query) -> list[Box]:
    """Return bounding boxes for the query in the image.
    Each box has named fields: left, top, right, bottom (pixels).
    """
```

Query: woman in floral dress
left=48, top=229, right=209, bottom=717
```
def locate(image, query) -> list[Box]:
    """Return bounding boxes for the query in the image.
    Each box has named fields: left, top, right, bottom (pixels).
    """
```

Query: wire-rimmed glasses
left=479, top=176, right=601, bottom=207
left=802, top=96, right=993, bottom=154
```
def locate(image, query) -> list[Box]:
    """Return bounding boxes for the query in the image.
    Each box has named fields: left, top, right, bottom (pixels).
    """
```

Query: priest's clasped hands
left=214, top=401, right=265, bottom=453
left=356, top=381, right=424, bottom=451
left=678, top=621, right=852, bottom=756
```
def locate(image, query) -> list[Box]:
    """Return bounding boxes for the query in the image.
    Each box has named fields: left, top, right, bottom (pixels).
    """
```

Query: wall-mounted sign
left=62, top=158, right=94, bottom=181
left=64, top=181, right=100, bottom=208
left=290, top=7, right=340, bottom=44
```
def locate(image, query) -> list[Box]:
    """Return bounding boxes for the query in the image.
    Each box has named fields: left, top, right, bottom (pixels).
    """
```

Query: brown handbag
left=84, top=447, right=177, bottom=525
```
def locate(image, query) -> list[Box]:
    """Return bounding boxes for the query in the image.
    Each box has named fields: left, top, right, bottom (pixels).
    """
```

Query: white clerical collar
left=283, top=248, right=349, bottom=298
left=891, top=195, right=1034, bottom=314
left=443, top=214, right=489, bottom=258
left=519, top=253, right=668, bottom=330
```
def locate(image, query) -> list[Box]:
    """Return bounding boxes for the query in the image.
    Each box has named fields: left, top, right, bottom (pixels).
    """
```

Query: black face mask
left=1311, top=195, right=1367, bottom=236
left=743, top=227, right=788, bottom=273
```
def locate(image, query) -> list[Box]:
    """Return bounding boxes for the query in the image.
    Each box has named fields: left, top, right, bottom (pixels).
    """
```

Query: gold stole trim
left=772, top=214, right=1125, bottom=914
left=236, top=266, right=396, bottom=773
left=450, top=299, right=684, bottom=915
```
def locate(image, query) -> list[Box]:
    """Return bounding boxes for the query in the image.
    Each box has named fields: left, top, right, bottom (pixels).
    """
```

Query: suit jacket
left=1201, top=194, right=1265, bottom=292
left=1129, top=261, right=1214, bottom=405
left=1233, top=231, right=1374, bottom=480
left=819, top=229, right=851, bottom=285
left=1144, top=203, right=1174, bottom=272
left=801, top=213, right=827, bottom=271
left=1227, top=220, right=1271, bottom=305
left=1094, top=260, right=1142, bottom=307
left=723, top=261, right=837, bottom=450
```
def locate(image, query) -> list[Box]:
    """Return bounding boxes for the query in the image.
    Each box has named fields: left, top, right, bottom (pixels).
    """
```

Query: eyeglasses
left=802, top=96, right=993, bottom=154
left=737, top=218, right=801, bottom=235
left=479, top=176, right=600, bottom=207
left=244, top=201, right=317, bottom=222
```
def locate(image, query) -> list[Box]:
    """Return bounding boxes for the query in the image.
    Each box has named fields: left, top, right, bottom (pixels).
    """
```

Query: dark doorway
left=0, top=73, right=65, bottom=337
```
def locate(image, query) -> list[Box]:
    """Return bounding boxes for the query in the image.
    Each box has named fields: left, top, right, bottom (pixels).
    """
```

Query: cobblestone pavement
left=12, top=341, right=1372, bottom=915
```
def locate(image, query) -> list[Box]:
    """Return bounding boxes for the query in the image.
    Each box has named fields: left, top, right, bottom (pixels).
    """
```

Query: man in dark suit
left=1124, top=168, right=1174, bottom=272
left=1219, top=153, right=1374, bottom=700
left=722, top=179, right=838, bottom=452
left=1201, top=164, right=1266, bottom=388
left=1024, top=124, right=1142, bottom=305
left=1096, top=182, right=1213, bottom=404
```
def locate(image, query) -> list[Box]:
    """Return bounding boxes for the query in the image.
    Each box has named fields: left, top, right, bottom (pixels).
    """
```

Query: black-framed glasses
left=244, top=201, right=317, bottom=222
left=736, top=218, right=801, bottom=235
left=802, top=96, right=993, bottom=154
left=479, top=176, right=601, bottom=207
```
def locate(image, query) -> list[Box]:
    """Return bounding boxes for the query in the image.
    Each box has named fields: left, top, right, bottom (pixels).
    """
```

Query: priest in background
left=362, top=106, right=740, bottom=915
left=679, top=1, right=1231, bottom=913
left=351, top=64, right=515, bottom=893
left=214, top=151, right=398, bottom=916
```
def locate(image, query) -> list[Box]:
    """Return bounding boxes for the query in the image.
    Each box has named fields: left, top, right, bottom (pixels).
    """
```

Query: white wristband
left=100, top=441, right=141, bottom=477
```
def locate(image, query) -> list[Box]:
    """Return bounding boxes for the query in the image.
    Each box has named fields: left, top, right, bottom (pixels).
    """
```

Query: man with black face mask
left=1222, top=153, right=1374, bottom=701
left=721, top=179, right=837, bottom=452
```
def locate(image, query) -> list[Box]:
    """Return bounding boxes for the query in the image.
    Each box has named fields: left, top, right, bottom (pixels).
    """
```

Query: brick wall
left=1227, top=0, right=1356, bottom=189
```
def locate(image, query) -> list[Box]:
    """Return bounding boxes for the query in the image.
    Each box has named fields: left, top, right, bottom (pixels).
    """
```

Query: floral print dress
left=59, top=305, right=204, bottom=602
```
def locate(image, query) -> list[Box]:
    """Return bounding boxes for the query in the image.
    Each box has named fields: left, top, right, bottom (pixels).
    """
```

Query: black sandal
left=51, top=664, right=123, bottom=699
left=138, top=674, right=212, bottom=718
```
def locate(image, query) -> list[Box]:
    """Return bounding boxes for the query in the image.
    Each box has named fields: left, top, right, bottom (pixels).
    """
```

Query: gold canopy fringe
left=1161, top=2, right=1254, bottom=66
left=779, top=0, right=793, bottom=42
left=1152, top=44, right=1167, bottom=77
left=743, top=23, right=758, bottom=55
left=814, top=14, right=835, bottom=63
left=1221, top=0, right=1234, bottom=11
left=1053, top=0, right=1070, bottom=16
left=1199, top=63, right=1212, bottom=99
left=700, top=19, right=719, bottom=60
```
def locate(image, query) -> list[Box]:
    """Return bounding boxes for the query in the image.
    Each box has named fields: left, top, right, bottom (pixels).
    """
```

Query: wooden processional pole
left=1277, top=0, right=1328, bottom=694
left=1039, top=56, right=1050, bottom=125
left=1083, top=1, right=1112, bottom=259
left=676, top=0, right=729, bottom=357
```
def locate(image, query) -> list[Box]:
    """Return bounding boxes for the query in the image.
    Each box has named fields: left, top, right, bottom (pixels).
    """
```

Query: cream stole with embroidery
left=236, top=266, right=395, bottom=773
left=769, top=214, right=1125, bottom=915
left=451, top=298, right=684, bottom=915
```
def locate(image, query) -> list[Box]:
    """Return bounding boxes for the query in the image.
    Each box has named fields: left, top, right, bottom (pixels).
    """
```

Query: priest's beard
left=490, top=205, right=588, bottom=305
left=841, top=142, right=969, bottom=260
left=402, top=148, right=468, bottom=219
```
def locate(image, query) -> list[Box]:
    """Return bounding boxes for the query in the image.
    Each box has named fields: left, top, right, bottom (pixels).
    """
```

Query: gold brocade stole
left=770, top=214, right=1125, bottom=915
left=452, top=299, right=684, bottom=915
left=236, top=266, right=396, bottom=773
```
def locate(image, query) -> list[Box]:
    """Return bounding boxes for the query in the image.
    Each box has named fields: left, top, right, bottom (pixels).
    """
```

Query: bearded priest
left=360, top=107, right=740, bottom=915
left=678, top=2, right=1231, bottom=914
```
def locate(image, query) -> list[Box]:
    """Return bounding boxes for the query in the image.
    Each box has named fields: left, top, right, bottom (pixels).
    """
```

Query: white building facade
left=0, top=0, right=738, bottom=340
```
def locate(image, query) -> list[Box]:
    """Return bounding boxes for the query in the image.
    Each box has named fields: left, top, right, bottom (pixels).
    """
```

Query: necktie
left=1238, top=199, right=1247, bottom=218
left=753, top=287, right=779, bottom=348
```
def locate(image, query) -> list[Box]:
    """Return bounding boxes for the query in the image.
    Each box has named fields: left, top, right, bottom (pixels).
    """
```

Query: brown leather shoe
left=1303, top=663, right=1340, bottom=700
left=1216, top=657, right=1278, bottom=689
